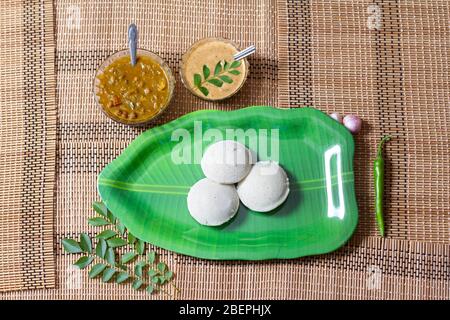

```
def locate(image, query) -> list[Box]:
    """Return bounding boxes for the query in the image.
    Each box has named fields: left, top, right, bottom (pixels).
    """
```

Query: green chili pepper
left=374, top=135, right=391, bottom=237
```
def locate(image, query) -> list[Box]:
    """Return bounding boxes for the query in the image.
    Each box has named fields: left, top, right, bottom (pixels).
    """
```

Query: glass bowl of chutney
left=180, top=37, right=249, bottom=101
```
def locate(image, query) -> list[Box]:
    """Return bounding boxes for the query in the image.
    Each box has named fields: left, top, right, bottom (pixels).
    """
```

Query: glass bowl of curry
left=94, top=49, right=175, bottom=125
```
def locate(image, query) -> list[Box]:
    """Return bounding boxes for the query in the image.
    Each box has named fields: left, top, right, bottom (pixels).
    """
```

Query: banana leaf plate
left=98, top=106, right=358, bottom=260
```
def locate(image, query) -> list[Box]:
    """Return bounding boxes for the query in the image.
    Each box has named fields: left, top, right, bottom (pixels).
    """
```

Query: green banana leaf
left=98, top=106, right=358, bottom=260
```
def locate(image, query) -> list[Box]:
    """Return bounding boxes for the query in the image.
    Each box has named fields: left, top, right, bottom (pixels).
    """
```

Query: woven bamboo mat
left=1, top=0, right=449, bottom=299
left=0, top=0, right=56, bottom=292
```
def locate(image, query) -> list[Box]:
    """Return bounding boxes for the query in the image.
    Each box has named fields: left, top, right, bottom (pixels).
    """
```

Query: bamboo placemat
left=0, top=0, right=56, bottom=292
left=1, top=0, right=449, bottom=299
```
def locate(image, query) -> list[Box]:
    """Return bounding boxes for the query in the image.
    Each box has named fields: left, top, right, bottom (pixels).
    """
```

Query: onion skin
left=343, top=115, right=362, bottom=134
left=330, top=112, right=343, bottom=123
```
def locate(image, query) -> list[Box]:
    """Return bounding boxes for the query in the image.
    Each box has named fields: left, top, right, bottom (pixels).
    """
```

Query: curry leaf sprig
left=193, top=60, right=242, bottom=97
left=61, top=201, right=180, bottom=296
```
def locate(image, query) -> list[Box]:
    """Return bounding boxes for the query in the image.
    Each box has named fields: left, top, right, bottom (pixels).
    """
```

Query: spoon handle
left=233, top=45, right=256, bottom=61
left=128, top=23, right=138, bottom=66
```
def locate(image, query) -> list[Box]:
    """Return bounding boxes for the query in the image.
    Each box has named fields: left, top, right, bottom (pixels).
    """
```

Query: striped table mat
left=1, top=0, right=449, bottom=299
left=0, top=0, right=56, bottom=292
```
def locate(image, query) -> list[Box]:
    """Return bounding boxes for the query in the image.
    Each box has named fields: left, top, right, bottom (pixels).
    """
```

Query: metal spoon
left=233, top=45, right=256, bottom=61
left=128, top=23, right=138, bottom=66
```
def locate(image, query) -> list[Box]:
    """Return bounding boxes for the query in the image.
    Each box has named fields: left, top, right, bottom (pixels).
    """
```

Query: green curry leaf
left=132, top=279, right=144, bottom=290
left=202, top=65, right=210, bottom=79
left=89, top=263, right=106, bottom=278
left=96, top=229, right=117, bottom=240
left=121, top=252, right=137, bottom=264
left=135, top=239, right=145, bottom=255
left=95, top=239, right=107, bottom=258
left=214, top=61, right=222, bottom=75
left=219, top=75, right=233, bottom=84
left=79, top=233, right=92, bottom=253
left=62, top=238, right=83, bottom=253
left=105, top=247, right=116, bottom=266
left=88, top=217, right=110, bottom=227
left=207, top=78, right=223, bottom=87
left=193, top=73, right=202, bottom=87
left=117, top=220, right=126, bottom=235
left=74, top=256, right=94, bottom=269
left=107, top=237, right=127, bottom=248
left=230, top=60, right=241, bottom=69
left=116, top=272, right=130, bottom=284
left=102, top=268, right=116, bottom=282
left=198, top=86, right=209, bottom=96
left=92, top=201, right=108, bottom=217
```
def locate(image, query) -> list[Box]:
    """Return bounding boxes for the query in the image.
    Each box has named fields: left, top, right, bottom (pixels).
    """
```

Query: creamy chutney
left=180, top=38, right=248, bottom=101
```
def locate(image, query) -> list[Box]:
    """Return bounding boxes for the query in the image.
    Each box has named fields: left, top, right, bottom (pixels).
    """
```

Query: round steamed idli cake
left=237, top=161, right=290, bottom=212
left=201, top=140, right=254, bottom=184
left=187, top=178, right=240, bottom=226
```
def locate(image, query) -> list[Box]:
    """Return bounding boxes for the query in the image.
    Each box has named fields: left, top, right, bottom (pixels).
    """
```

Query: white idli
left=201, top=140, right=254, bottom=184
left=237, top=161, right=290, bottom=212
left=187, top=178, right=239, bottom=226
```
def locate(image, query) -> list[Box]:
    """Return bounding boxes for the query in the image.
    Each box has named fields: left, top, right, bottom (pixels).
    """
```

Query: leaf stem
left=170, top=281, right=181, bottom=294
left=158, top=287, right=173, bottom=298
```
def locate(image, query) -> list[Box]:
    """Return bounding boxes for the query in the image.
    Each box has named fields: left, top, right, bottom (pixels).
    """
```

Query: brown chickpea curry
left=96, top=55, right=170, bottom=123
